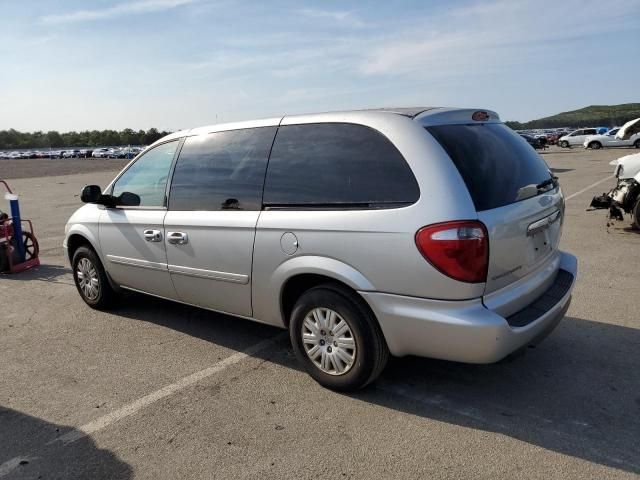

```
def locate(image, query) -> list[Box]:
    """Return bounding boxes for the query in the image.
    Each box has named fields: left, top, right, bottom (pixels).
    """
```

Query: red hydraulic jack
left=0, top=180, right=40, bottom=273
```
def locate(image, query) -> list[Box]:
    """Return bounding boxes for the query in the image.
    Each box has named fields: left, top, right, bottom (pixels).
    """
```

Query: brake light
left=472, top=111, right=490, bottom=121
left=415, top=221, right=489, bottom=283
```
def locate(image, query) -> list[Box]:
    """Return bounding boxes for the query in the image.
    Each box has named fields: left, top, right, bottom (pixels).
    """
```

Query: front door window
left=112, top=141, right=178, bottom=207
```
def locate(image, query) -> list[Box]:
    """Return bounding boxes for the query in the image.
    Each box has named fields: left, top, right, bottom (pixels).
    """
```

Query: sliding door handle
left=167, top=231, right=188, bottom=245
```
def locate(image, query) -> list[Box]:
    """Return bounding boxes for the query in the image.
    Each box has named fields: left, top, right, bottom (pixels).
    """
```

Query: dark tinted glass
left=263, top=123, right=419, bottom=207
left=169, top=127, right=276, bottom=211
left=427, top=123, right=553, bottom=211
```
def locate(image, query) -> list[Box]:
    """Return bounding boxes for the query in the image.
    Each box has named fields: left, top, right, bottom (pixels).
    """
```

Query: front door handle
left=143, top=229, right=162, bottom=242
left=167, top=231, right=188, bottom=245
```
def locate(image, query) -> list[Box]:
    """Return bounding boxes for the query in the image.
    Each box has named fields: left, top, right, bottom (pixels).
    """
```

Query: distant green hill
left=506, top=103, right=640, bottom=130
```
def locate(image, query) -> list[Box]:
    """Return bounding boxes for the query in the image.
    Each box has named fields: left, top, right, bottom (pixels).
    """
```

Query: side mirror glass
left=81, top=185, right=102, bottom=203
left=117, top=192, right=141, bottom=207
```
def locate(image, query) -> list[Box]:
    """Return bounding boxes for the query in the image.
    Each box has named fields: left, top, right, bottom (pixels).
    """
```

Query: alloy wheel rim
left=302, top=307, right=356, bottom=376
left=77, top=257, right=100, bottom=301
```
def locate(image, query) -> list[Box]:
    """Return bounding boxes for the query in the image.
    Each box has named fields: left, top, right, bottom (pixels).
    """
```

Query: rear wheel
left=289, top=284, right=389, bottom=391
left=560, top=140, right=569, bottom=148
left=588, top=141, right=602, bottom=150
left=634, top=140, right=640, bottom=149
left=72, top=246, right=117, bottom=310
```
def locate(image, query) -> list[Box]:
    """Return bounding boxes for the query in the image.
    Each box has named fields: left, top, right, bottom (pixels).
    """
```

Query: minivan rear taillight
left=415, top=221, right=489, bottom=283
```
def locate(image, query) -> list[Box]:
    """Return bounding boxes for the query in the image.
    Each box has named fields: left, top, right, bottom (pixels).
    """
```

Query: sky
left=1, top=0, right=639, bottom=132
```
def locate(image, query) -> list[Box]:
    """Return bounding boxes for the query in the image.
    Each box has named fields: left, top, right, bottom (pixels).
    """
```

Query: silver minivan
left=64, top=107, right=577, bottom=390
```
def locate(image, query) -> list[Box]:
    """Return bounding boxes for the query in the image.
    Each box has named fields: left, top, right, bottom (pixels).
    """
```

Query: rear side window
left=263, top=123, right=419, bottom=208
left=169, top=127, right=276, bottom=211
left=427, top=123, right=553, bottom=211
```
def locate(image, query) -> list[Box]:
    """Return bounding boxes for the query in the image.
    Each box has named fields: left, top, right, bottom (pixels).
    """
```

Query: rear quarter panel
left=252, top=113, right=484, bottom=326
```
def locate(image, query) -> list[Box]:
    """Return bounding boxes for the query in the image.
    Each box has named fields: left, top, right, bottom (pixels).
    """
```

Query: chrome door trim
left=106, top=254, right=168, bottom=271
left=167, top=264, right=249, bottom=284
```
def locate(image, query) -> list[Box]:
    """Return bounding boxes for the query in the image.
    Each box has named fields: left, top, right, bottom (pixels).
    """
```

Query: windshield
left=426, top=123, right=554, bottom=211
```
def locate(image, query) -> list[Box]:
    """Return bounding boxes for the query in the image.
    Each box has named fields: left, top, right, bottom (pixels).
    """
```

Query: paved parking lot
left=1, top=147, right=639, bottom=479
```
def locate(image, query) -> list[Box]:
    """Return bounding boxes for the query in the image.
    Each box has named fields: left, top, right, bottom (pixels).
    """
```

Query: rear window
left=263, top=123, right=419, bottom=208
left=427, top=123, right=553, bottom=211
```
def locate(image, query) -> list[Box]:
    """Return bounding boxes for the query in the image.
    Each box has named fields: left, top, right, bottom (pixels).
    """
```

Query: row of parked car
left=562, top=127, right=640, bottom=150
left=517, top=128, right=574, bottom=148
left=518, top=127, right=640, bottom=150
left=0, top=146, right=146, bottom=160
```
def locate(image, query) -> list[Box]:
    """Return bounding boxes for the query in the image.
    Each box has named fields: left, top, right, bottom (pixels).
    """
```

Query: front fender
left=64, top=224, right=102, bottom=262
left=63, top=204, right=103, bottom=264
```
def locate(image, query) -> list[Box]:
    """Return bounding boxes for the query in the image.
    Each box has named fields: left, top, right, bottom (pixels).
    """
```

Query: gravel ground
left=0, top=146, right=639, bottom=479
left=0, top=158, right=129, bottom=180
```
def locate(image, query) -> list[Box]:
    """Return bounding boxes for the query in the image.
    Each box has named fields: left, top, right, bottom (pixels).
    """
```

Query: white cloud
left=40, top=0, right=195, bottom=24
left=296, top=8, right=367, bottom=28
left=358, top=0, right=640, bottom=76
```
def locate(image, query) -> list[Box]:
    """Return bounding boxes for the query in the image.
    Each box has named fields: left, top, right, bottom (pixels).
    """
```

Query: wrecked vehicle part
left=589, top=178, right=640, bottom=227
left=589, top=179, right=639, bottom=211
left=590, top=193, right=611, bottom=209
left=589, top=150, right=640, bottom=228
left=611, top=179, right=640, bottom=212
left=609, top=205, right=624, bottom=222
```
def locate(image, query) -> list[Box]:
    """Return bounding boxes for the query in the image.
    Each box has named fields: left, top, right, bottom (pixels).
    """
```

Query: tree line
left=504, top=104, right=640, bottom=130
left=0, top=128, right=172, bottom=150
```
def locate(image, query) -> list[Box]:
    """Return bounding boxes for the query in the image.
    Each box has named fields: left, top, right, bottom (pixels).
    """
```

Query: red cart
left=0, top=180, right=40, bottom=273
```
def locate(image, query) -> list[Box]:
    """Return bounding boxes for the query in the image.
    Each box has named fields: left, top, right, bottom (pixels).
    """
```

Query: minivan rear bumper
left=360, top=251, right=577, bottom=362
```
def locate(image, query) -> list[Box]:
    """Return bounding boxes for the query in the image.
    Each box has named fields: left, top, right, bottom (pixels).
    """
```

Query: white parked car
left=558, top=128, right=599, bottom=148
left=92, top=148, right=110, bottom=158
left=583, top=128, right=640, bottom=150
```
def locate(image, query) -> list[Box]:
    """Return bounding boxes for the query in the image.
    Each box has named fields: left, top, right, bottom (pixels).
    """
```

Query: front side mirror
left=117, top=191, right=141, bottom=207
left=81, top=185, right=102, bottom=203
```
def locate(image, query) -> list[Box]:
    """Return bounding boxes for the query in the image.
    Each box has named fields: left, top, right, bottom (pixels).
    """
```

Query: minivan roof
left=152, top=107, right=502, bottom=146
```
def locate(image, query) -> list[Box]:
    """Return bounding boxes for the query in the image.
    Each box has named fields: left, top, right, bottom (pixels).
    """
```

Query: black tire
left=0, top=243, right=8, bottom=272
left=588, top=141, right=601, bottom=150
left=634, top=140, right=640, bottom=149
left=632, top=197, right=640, bottom=230
left=289, top=284, right=389, bottom=391
left=72, top=246, right=117, bottom=310
left=560, top=140, right=569, bottom=148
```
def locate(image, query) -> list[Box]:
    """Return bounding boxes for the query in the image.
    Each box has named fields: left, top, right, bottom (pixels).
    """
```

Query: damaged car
left=590, top=151, right=640, bottom=228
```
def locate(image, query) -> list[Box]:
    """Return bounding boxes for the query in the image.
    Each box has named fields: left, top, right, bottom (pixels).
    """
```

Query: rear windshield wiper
left=516, top=176, right=559, bottom=201
left=536, top=176, right=558, bottom=192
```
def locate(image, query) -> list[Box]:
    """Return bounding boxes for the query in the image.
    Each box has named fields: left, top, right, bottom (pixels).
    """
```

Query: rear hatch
left=427, top=122, right=563, bottom=295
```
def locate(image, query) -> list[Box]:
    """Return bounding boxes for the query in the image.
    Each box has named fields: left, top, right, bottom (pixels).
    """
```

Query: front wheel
left=289, top=285, right=389, bottom=391
left=72, top=246, right=117, bottom=310
left=634, top=140, right=640, bottom=149
left=560, top=140, right=569, bottom=148
left=588, top=141, right=602, bottom=150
